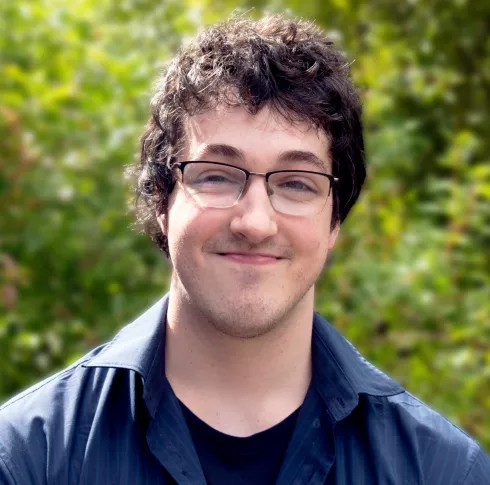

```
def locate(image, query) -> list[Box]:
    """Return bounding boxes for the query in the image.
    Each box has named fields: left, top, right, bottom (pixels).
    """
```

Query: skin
left=157, top=104, right=339, bottom=436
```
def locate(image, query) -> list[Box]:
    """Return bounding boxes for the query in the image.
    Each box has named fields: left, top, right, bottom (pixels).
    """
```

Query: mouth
left=217, top=253, right=282, bottom=265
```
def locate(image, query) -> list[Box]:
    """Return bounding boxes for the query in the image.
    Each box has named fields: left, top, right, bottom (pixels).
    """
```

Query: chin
left=204, top=297, right=289, bottom=338
left=210, top=317, right=279, bottom=339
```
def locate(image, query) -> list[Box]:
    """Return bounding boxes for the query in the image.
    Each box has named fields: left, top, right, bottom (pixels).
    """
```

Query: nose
left=229, top=176, right=278, bottom=245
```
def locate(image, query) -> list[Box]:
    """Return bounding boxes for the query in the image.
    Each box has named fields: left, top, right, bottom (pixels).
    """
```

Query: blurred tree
left=0, top=0, right=190, bottom=395
left=1, top=0, right=489, bottom=450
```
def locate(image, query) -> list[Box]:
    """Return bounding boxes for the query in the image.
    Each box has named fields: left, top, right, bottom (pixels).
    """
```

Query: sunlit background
left=1, top=0, right=489, bottom=451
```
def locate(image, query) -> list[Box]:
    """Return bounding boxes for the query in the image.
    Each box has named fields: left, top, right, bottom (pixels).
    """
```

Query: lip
left=218, top=253, right=282, bottom=265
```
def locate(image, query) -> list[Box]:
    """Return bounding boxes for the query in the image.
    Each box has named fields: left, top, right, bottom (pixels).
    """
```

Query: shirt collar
left=83, top=296, right=169, bottom=417
left=84, top=294, right=403, bottom=421
left=311, top=312, right=403, bottom=421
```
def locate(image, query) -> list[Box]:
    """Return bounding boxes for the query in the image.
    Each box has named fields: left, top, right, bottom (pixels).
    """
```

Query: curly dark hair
left=129, top=14, right=366, bottom=256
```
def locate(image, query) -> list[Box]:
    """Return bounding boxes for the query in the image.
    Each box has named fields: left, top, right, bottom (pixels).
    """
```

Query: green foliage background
left=1, top=0, right=489, bottom=451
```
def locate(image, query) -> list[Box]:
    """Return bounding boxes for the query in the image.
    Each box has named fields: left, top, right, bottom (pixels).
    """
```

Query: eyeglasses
left=173, top=161, right=338, bottom=216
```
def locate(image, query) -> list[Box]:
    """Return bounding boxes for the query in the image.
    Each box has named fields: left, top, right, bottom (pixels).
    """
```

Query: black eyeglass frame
left=173, top=161, right=339, bottom=197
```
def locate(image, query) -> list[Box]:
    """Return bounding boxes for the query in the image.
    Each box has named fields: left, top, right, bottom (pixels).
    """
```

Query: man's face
left=158, top=105, right=339, bottom=338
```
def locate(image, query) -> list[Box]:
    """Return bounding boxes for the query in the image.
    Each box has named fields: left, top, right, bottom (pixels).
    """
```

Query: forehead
left=183, top=105, right=331, bottom=169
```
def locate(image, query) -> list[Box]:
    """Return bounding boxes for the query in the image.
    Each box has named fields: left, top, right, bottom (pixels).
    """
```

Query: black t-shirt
left=180, top=400, right=300, bottom=485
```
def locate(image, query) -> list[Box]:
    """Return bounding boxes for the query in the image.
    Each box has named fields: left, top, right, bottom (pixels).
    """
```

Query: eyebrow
left=277, top=150, right=327, bottom=172
left=194, top=144, right=327, bottom=172
left=194, top=143, right=245, bottom=161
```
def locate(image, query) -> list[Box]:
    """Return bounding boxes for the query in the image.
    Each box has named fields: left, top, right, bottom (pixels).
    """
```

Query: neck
left=164, top=288, right=314, bottom=436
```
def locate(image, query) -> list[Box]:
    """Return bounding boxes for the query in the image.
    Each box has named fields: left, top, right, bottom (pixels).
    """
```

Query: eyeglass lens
left=181, top=162, right=332, bottom=216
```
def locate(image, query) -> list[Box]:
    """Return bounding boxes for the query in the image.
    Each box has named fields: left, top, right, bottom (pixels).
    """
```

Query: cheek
left=166, top=196, right=226, bottom=255
left=290, top=218, right=330, bottom=256
left=166, top=195, right=198, bottom=253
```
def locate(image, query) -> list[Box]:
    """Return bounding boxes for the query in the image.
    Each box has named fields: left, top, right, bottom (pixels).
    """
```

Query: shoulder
left=0, top=343, right=109, bottom=417
left=358, top=391, right=490, bottom=484
left=312, top=312, right=490, bottom=483
left=0, top=297, right=166, bottom=484
left=0, top=345, right=115, bottom=484
left=384, top=391, right=478, bottom=450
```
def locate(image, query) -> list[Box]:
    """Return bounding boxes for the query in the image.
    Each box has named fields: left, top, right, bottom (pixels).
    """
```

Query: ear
left=156, top=211, right=167, bottom=236
left=328, top=222, right=340, bottom=250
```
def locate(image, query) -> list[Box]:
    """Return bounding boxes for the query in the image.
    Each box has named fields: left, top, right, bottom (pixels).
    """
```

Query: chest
left=65, top=418, right=424, bottom=485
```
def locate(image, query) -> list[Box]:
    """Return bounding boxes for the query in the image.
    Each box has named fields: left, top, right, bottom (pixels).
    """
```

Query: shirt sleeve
left=462, top=447, right=490, bottom=485
left=0, top=422, right=35, bottom=485
left=0, top=452, right=17, bottom=485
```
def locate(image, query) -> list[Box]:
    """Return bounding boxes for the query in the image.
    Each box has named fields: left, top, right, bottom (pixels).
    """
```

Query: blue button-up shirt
left=1, top=295, right=489, bottom=484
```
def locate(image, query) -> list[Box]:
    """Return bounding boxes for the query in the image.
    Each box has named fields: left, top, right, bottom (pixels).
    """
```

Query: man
left=0, top=14, right=489, bottom=485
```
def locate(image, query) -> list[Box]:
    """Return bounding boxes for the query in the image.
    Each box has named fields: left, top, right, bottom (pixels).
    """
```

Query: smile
left=218, top=253, right=281, bottom=265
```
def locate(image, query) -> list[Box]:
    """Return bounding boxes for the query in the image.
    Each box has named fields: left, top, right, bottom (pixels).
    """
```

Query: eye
left=280, top=180, right=315, bottom=192
left=197, top=173, right=230, bottom=184
left=190, top=169, right=243, bottom=186
left=275, top=176, right=319, bottom=194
